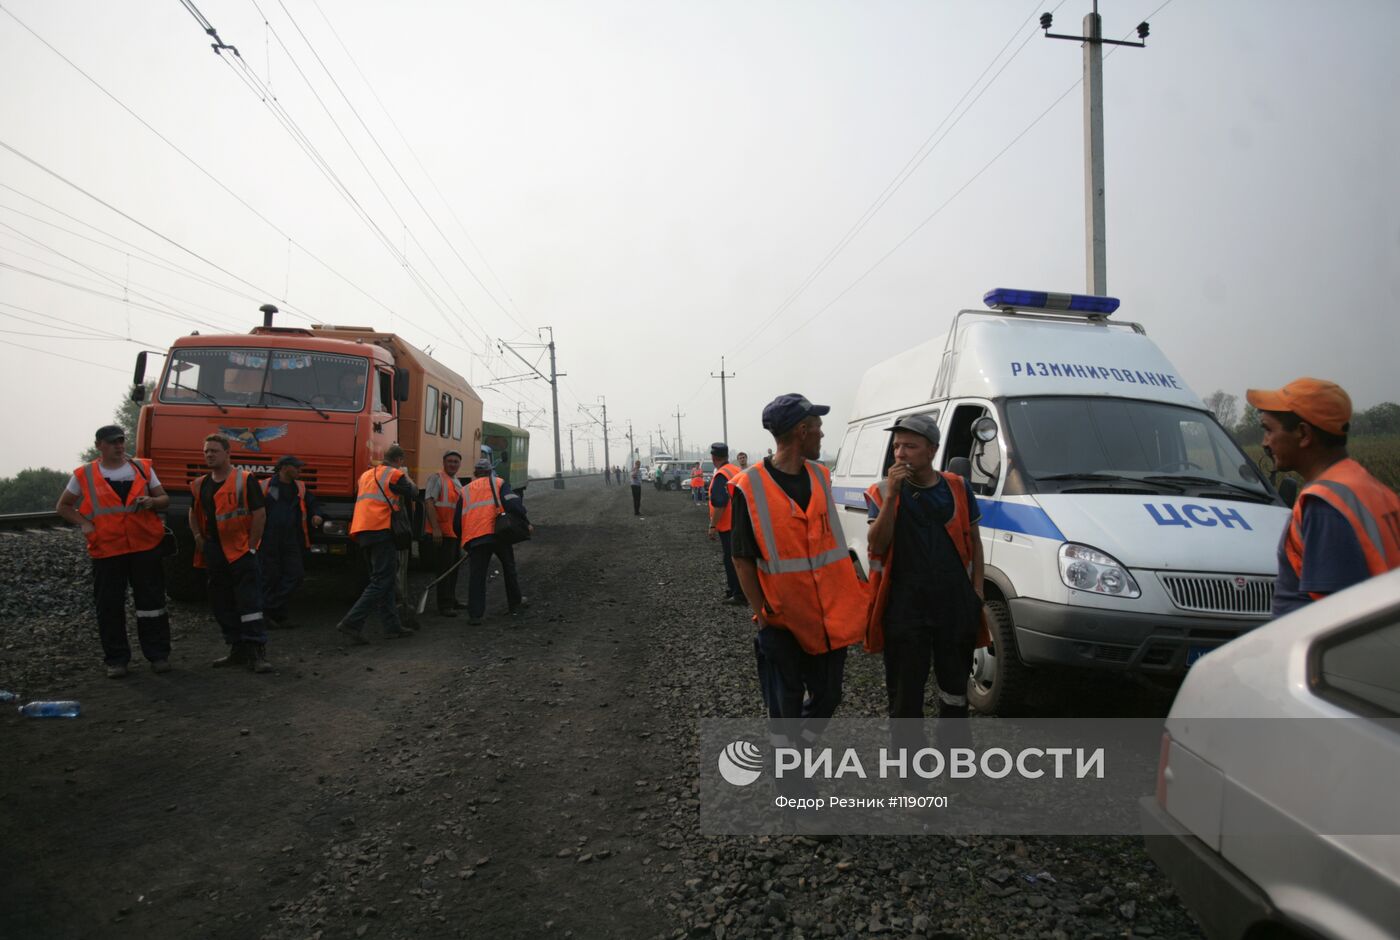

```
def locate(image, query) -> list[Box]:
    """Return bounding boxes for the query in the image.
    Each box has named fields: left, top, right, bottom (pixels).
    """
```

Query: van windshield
left=159, top=347, right=370, bottom=413
left=1004, top=396, right=1271, bottom=498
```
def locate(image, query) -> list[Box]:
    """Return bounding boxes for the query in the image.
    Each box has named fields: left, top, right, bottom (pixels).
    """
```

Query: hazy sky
left=2, top=0, right=1396, bottom=479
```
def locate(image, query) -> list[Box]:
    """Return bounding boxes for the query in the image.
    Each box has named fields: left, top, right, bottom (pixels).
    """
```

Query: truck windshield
left=1004, top=396, right=1272, bottom=498
left=159, top=347, right=369, bottom=413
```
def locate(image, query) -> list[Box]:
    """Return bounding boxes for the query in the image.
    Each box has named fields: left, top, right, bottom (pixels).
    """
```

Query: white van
left=831, top=288, right=1292, bottom=714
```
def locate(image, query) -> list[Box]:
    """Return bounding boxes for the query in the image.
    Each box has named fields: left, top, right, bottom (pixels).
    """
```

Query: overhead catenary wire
left=726, top=0, right=1060, bottom=361
left=738, top=2, right=1175, bottom=371
left=0, top=1, right=427, bottom=336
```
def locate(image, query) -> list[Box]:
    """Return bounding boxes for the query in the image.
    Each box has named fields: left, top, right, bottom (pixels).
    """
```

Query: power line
left=277, top=0, right=531, bottom=336
left=727, top=0, right=1058, bottom=360
left=0, top=337, right=128, bottom=374
left=738, top=5, right=1174, bottom=370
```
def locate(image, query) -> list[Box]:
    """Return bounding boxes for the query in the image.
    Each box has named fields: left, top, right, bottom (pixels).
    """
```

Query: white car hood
left=1031, top=494, right=1289, bottom=573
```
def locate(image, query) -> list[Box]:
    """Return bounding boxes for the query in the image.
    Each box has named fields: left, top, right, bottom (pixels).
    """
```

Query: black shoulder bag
left=491, top=475, right=530, bottom=545
left=375, top=469, right=415, bottom=550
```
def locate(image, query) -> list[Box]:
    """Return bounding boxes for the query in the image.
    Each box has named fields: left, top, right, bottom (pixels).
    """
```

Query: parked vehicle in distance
left=831, top=288, right=1291, bottom=714
left=1140, top=567, right=1400, bottom=940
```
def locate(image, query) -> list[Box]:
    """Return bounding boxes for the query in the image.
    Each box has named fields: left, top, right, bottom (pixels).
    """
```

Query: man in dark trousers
left=191, top=433, right=271, bottom=673
left=259, top=455, right=322, bottom=628
left=56, top=424, right=173, bottom=677
left=339, top=445, right=417, bottom=643
left=423, top=451, right=465, bottom=616
left=460, top=459, right=532, bottom=625
left=729, top=395, right=867, bottom=749
left=706, top=442, right=745, bottom=604
left=629, top=460, right=644, bottom=516
left=864, top=413, right=984, bottom=754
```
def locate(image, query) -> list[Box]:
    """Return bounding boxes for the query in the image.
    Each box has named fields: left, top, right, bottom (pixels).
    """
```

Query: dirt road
left=1, top=479, right=1202, bottom=939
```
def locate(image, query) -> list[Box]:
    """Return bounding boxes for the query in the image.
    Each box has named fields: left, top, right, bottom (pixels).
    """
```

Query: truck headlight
left=321, top=520, right=348, bottom=537
left=1058, top=543, right=1140, bottom=598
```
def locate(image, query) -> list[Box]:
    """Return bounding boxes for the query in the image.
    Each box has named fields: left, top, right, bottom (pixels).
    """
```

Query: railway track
left=0, top=511, right=68, bottom=532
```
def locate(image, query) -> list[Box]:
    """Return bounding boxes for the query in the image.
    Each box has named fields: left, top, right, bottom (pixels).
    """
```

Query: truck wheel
left=162, top=527, right=206, bottom=602
left=967, top=598, right=1027, bottom=716
left=667, top=480, right=679, bottom=491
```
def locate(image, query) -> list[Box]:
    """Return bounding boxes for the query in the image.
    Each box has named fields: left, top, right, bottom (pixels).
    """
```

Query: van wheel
left=967, top=598, right=1027, bottom=715
left=667, top=480, right=679, bottom=491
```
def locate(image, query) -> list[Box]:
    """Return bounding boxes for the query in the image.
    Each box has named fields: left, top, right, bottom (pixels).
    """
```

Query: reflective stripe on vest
left=731, top=461, right=867, bottom=655
left=424, top=470, right=462, bottom=536
left=350, top=466, right=405, bottom=537
left=1285, top=458, right=1400, bottom=581
left=74, top=459, right=165, bottom=558
left=460, top=475, right=504, bottom=544
left=190, top=469, right=254, bottom=565
left=711, top=463, right=741, bottom=533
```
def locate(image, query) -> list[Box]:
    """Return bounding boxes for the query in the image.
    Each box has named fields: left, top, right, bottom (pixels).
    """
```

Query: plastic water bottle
left=18, top=701, right=81, bottom=718
left=0, top=691, right=17, bottom=704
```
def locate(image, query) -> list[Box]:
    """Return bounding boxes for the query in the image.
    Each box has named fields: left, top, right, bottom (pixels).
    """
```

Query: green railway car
left=481, top=421, right=530, bottom=492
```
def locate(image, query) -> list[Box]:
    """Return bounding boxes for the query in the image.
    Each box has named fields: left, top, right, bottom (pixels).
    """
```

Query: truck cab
left=830, top=289, right=1291, bottom=714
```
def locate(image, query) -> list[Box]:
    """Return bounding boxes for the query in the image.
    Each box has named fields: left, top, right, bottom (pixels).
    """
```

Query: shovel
left=414, top=552, right=468, bottom=615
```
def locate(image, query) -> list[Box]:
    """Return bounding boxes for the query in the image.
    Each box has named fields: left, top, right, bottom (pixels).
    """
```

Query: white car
left=1140, top=567, right=1400, bottom=940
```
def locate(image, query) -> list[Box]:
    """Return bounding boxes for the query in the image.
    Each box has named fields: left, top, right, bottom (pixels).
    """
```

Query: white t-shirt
left=66, top=461, right=162, bottom=496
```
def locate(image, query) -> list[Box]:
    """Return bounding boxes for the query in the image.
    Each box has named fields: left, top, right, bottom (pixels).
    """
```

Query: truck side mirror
left=133, top=350, right=147, bottom=386
left=394, top=367, right=410, bottom=402
left=948, top=456, right=972, bottom=479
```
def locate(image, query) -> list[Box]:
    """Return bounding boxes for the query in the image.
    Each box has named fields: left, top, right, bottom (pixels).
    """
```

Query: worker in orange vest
left=730, top=394, right=868, bottom=746
left=339, top=444, right=417, bottom=644
left=460, top=459, right=531, bottom=625
left=258, top=455, right=322, bottom=629
left=864, top=413, right=986, bottom=754
left=55, top=424, right=173, bottom=678
left=690, top=464, right=705, bottom=505
left=1247, top=379, right=1400, bottom=616
left=423, top=451, right=465, bottom=616
left=190, top=433, right=271, bottom=673
left=706, top=442, right=745, bottom=605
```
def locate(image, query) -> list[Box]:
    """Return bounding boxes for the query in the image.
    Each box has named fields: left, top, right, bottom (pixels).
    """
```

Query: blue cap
left=761, top=393, right=830, bottom=436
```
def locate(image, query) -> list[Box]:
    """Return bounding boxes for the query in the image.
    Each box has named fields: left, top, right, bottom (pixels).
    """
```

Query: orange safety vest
left=259, top=477, right=311, bottom=547
left=190, top=468, right=255, bottom=566
left=730, top=461, right=868, bottom=655
left=1284, top=458, right=1400, bottom=589
left=72, top=458, right=165, bottom=559
left=423, top=470, right=462, bottom=538
left=709, top=463, right=742, bottom=532
left=460, top=475, right=505, bottom=544
left=691, top=469, right=703, bottom=490
left=350, top=465, right=406, bottom=537
left=863, top=473, right=990, bottom=653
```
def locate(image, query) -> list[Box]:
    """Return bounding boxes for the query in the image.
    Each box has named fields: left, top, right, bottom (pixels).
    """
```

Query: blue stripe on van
left=979, top=499, right=1065, bottom=541
left=833, top=485, right=1063, bottom=542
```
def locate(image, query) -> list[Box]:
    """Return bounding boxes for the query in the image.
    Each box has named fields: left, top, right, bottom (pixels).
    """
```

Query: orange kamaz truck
left=132, top=305, right=482, bottom=598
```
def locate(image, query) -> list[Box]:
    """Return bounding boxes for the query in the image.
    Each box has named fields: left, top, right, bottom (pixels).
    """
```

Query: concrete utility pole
left=568, top=426, right=576, bottom=473
left=626, top=420, right=634, bottom=463
left=711, top=357, right=735, bottom=445
left=499, top=328, right=568, bottom=489
left=1041, top=4, right=1149, bottom=295
left=577, top=398, right=610, bottom=479
left=672, top=407, right=685, bottom=463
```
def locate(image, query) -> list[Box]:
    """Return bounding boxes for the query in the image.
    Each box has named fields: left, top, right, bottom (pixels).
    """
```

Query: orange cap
left=1245, top=378, right=1352, bottom=436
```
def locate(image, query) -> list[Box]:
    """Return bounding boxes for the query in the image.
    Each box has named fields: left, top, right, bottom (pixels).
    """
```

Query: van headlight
left=1058, top=543, right=1140, bottom=597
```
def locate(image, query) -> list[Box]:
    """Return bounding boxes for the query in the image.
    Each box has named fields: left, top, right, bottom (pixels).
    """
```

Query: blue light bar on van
left=983, top=288, right=1120, bottom=315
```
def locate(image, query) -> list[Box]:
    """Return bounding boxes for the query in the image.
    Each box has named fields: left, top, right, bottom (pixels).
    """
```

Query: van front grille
left=1159, top=574, right=1273, bottom=616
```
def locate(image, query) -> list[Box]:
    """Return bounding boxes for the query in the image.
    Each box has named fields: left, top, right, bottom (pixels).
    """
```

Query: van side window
left=945, top=404, right=1001, bottom=496
left=850, top=424, right=889, bottom=477
left=834, top=427, right=861, bottom=476
left=451, top=398, right=463, bottom=440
